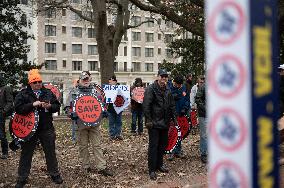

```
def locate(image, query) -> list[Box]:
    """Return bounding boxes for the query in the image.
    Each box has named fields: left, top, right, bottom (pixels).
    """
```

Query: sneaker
left=15, top=179, right=27, bottom=188
left=168, top=154, right=174, bottom=161
left=116, top=135, right=124, bottom=140
left=0, top=154, right=8, bottom=159
left=51, top=175, right=63, bottom=184
left=149, top=171, right=157, bottom=180
left=157, top=165, right=169, bottom=173
left=98, top=168, right=114, bottom=176
left=201, top=155, right=207, bottom=164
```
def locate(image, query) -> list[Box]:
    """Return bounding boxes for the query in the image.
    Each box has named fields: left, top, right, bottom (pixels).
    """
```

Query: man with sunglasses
left=14, top=69, right=63, bottom=188
left=143, top=69, right=176, bottom=180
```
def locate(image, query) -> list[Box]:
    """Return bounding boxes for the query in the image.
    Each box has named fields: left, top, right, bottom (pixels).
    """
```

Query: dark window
left=62, top=60, right=66, bottom=68
left=62, top=43, right=66, bottom=51
left=72, top=44, right=82, bottom=54
left=45, top=60, right=57, bottom=70
left=45, top=25, right=56, bottom=36
left=62, top=26, right=66, bottom=34
left=45, top=43, right=56, bottom=53
left=72, top=61, right=82, bottom=71
left=88, top=61, right=98, bottom=71
left=88, top=28, right=96, bottom=38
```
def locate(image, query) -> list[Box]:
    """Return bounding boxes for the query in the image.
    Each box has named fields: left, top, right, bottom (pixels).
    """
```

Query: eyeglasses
left=160, top=75, right=168, bottom=78
left=31, top=81, right=42, bottom=84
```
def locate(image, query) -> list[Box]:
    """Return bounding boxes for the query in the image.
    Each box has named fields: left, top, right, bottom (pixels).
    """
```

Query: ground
left=0, top=116, right=207, bottom=188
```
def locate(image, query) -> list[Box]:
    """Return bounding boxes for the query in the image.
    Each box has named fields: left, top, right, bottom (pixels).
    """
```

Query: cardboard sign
left=73, top=93, right=104, bottom=126
left=113, top=89, right=130, bottom=114
left=10, top=111, right=39, bottom=142
left=132, top=87, right=145, bottom=103
left=177, top=116, right=190, bottom=139
left=102, top=84, right=130, bottom=103
left=44, top=83, right=61, bottom=100
left=165, top=120, right=182, bottom=154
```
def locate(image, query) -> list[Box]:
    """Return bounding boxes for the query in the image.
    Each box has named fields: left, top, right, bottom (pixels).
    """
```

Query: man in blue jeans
left=195, top=77, right=207, bottom=163
left=107, top=75, right=123, bottom=140
left=130, top=78, right=144, bottom=135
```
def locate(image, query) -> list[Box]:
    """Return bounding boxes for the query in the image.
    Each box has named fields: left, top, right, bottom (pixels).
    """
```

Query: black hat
left=158, top=69, right=168, bottom=76
left=79, top=71, right=91, bottom=80
left=109, top=75, right=117, bottom=82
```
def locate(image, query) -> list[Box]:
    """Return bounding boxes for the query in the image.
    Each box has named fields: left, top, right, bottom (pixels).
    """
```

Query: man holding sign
left=66, top=71, right=113, bottom=177
left=14, top=69, right=63, bottom=188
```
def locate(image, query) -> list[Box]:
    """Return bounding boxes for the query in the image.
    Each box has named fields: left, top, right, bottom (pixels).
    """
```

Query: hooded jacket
left=0, top=85, right=14, bottom=116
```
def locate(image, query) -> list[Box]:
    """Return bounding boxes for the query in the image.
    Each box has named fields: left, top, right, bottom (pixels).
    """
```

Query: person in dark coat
left=143, top=69, right=176, bottom=180
left=0, top=73, right=14, bottom=159
left=14, top=69, right=63, bottom=188
left=130, top=78, right=144, bottom=135
left=195, top=78, right=207, bottom=164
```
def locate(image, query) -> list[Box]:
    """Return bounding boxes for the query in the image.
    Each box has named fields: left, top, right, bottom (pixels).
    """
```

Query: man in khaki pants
left=66, top=71, right=113, bottom=176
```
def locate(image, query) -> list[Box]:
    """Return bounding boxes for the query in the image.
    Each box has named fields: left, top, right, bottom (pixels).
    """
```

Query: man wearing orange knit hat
left=14, top=69, right=63, bottom=188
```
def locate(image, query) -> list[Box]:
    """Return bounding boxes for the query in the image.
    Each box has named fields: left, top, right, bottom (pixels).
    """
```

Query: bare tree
left=34, top=0, right=152, bottom=84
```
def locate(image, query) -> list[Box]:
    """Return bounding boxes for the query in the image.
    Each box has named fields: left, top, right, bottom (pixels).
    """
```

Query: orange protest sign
left=132, top=87, right=145, bottom=103
left=44, top=83, right=61, bottom=100
left=10, top=111, right=39, bottom=141
left=74, top=94, right=103, bottom=126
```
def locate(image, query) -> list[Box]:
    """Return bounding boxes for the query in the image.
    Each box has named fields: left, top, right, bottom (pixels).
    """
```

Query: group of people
left=0, top=68, right=207, bottom=187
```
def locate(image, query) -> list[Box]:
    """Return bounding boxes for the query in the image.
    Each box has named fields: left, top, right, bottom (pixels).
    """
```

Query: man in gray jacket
left=0, top=73, right=13, bottom=159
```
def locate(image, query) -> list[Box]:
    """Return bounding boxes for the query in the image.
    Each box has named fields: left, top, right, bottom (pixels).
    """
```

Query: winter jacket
left=143, top=80, right=176, bottom=129
left=195, top=84, right=206, bottom=117
left=0, top=85, right=14, bottom=116
left=170, top=85, right=190, bottom=116
left=14, top=85, right=60, bottom=131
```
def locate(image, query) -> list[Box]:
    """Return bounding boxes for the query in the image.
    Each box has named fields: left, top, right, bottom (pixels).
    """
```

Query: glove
left=102, top=111, right=108, bottom=118
left=145, top=122, right=153, bottom=129
left=180, top=109, right=186, bottom=116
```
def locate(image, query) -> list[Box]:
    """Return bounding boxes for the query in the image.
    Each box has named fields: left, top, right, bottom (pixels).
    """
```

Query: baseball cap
left=158, top=69, right=168, bottom=76
left=79, top=71, right=91, bottom=80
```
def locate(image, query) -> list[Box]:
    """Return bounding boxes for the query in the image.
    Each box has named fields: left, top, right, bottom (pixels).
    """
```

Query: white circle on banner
left=209, top=55, right=246, bottom=98
left=210, top=108, right=246, bottom=151
left=209, top=1, right=245, bottom=45
left=211, top=161, right=248, bottom=188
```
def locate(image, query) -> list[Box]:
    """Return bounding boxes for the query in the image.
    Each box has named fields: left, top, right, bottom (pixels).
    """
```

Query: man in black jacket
left=14, top=69, right=63, bottom=188
left=143, top=69, right=176, bottom=180
left=0, top=73, right=14, bottom=159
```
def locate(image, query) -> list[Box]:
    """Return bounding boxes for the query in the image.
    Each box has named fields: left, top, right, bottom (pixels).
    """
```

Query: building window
left=145, top=33, right=154, bottom=42
left=145, top=17, right=154, bottom=27
left=166, top=49, right=173, bottom=58
left=131, top=16, right=141, bottom=25
left=45, top=8, right=56, bottom=19
left=145, top=48, right=154, bottom=57
left=72, top=44, right=82, bottom=54
left=132, top=47, right=141, bottom=57
left=88, top=45, right=98, bottom=55
left=62, top=9, right=66, bottom=16
left=45, top=60, right=57, bottom=70
left=62, top=26, right=66, bottom=34
left=72, top=27, right=82, bottom=37
left=132, top=32, right=141, bottom=41
left=72, top=61, right=82, bottom=71
left=124, top=46, right=127, bottom=56
left=88, top=61, right=98, bottom=71
left=71, top=0, right=81, bottom=3
left=124, top=62, right=127, bottom=72
left=165, top=34, right=174, bottom=43
left=132, top=62, right=141, bottom=72
left=21, top=14, right=27, bottom=26
left=71, top=12, right=81, bottom=21
left=62, top=43, right=66, bottom=51
left=145, top=63, right=153, bottom=72
left=166, top=20, right=174, bottom=28
left=88, top=28, right=96, bottom=38
left=158, top=48, right=161, bottom=55
left=45, top=25, right=56, bottom=36
left=158, top=33, right=161, bottom=40
left=45, top=43, right=56, bottom=53
left=114, top=62, right=118, bottom=72
left=157, top=18, right=162, bottom=25
left=62, top=60, right=66, bottom=68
